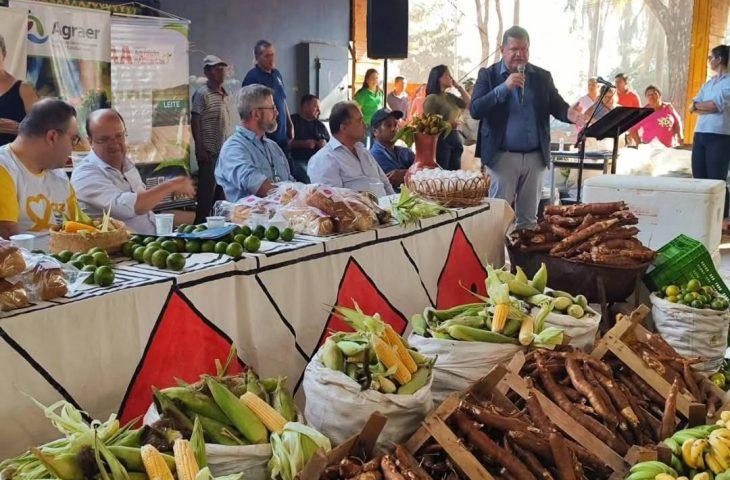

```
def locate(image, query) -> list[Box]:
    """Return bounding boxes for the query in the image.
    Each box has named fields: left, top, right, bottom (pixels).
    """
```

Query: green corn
left=432, top=303, right=484, bottom=321
left=245, top=371, right=269, bottom=403
left=530, top=263, right=548, bottom=293
left=408, top=349, right=429, bottom=365
left=336, top=340, right=366, bottom=357
left=410, top=313, right=428, bottom=336
left=153, top=388, right=193, bottom=431
left=272, top=378, right=297, bottom=422
left=429, top=330, right=454, bottom=340
left=447, top=325, right=520, bottom=344
left=108, top=446, right=175, bottom=473
left=259, top=377, right=278, bottom=393
left=434, top=315, right=484, bottom=331
left=159, top=387, right=231, bottom=425
left=397, top=365, right=431, bottom=395
left=190, top=416, right=207, bottom=468
left=110, top=428, right=144, bottom=447
left=503, top=318, right=522, bottom=337
left=31, top=450, right=84, bottom=480
left=515, top=266, right=529, bottom=284
left=193, top=412, right=247, bottom=446
left=507, top=280, right=540, bottom=297
left=376, top=374, right=397, bottom=394
left=205, top=376, right=268, bottom=444
left=320, top=339, right=344, bottom=372
left=525, top=293, right=553, bottom=307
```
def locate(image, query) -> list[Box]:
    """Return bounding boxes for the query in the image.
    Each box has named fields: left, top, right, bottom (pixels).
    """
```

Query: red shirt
left=617, top=89, right=641, bottom=108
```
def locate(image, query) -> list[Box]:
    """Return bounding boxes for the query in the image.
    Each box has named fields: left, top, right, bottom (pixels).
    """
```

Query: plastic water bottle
left=559, top=137, right=565, bottom=151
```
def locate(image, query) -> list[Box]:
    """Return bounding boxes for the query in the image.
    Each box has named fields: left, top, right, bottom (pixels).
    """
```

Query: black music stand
left=573, top=106, right=653, bottom=202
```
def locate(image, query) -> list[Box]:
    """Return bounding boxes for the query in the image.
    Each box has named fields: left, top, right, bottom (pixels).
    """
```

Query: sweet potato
left=548, top=433, right=579, bottom=480
left=543, top=202, right=625, bottom=217
left=550, top=218, right=619, bottom=254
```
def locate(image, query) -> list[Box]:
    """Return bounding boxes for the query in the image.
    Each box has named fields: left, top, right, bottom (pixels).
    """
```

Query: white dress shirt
left=71, top=151, right=156, bottom=235
left=307, top=136, right=395, bottom=197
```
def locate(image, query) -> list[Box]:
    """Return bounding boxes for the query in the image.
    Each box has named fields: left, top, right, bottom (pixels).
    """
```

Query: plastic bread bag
left=0, top=279, right=29, bottom=312
left=19, top=252, right=89, bottom=301
left=0, top=239, right=26, bottom=279
left=276, top=205, right=335, bottom=236
left=215, top=195, right=280, bottom=226
left=282, top=184, right=378, bottom=233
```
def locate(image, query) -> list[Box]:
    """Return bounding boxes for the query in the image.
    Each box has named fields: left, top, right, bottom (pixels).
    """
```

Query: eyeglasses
left=92, top=132, right=128, bottom=145
left=55, top=129, right=82, bottom=147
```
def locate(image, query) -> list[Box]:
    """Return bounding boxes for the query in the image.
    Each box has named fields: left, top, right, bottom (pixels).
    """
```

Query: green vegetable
left=205, top=376, right=268, bottom=444
left=410, top=314, right=428, bottom=336
left=446, top=325, right=519, bottom=344
left=390, top=186, right=450, bottom=227
left=397, top=365, right=432, bottom=395
left=320, top=339, right=344, bottom=372
left=553, top=296, right=572, bottom=311
left=567, top=304, right=585, bottom=319
left=530, top=263, right=548, bottom=293
left=189, top=416, right=207, bottom=468
left=269, top=422, right=331, bottom=480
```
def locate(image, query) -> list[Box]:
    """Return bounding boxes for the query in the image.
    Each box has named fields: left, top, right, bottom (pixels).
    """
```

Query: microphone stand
left=573, top=86, right=610, bottom=203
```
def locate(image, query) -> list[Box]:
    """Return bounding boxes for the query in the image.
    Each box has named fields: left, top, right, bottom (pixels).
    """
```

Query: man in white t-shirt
left=0, top=99, right=80, bottom=242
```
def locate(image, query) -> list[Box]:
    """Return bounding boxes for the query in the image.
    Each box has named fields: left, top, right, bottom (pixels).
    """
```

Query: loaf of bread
left=31, top=262, right=68, bottom=301
left=0, top=240, right=26, bottom=278
left=280, top=207, right=335, bottom=236
left=0, top=279, right=29, bottom=311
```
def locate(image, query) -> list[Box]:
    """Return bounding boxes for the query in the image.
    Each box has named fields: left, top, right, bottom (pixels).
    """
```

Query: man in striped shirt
left=191, top=54, right=237, bottom=223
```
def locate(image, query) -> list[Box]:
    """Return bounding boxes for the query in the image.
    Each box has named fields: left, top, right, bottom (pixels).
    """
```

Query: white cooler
left=582, top=175, right=725, bottom=264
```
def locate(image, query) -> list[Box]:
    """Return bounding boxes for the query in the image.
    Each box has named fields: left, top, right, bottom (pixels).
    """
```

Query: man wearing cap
left=370, top=108, right=414, bottom=189
left=191, top=54, right=237, bottom=223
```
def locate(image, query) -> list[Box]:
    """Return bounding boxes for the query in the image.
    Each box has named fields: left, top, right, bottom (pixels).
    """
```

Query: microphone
left=517, top=64, right=525, bottom=105
left=596, top=76, right=615, bottom=88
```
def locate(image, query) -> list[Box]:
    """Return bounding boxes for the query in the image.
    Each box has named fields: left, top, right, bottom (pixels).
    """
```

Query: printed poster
left=0, top=7, right=28, bottom=80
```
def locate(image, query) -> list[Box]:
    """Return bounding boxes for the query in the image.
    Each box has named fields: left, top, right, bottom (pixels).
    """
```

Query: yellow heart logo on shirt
left=26, top=194, right=51, bottom=231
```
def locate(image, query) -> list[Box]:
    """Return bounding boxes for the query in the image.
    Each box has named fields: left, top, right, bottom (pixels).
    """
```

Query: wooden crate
left=297, top=412, right=387, bottom=480
left=591, top=304, right=716, bottom=424
left=403, top=354, right=629, bottom=479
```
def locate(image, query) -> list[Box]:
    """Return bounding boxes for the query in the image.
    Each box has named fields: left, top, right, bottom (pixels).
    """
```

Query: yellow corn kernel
left=240, top=392, right=287, bottom=433
left=491, top=303, right=510, bottom=333
left=373, top=336, right=411, bottom=385
left=382, top=324, right=418, bottom=373
left=141, top=445, right=175, bottom=480
left=173, top=440, right=199, bottom=480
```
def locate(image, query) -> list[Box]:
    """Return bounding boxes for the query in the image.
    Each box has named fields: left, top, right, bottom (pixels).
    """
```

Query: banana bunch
left=705, top=428, right=730, bottom=474
left=625, top=461, right=677, bottom=480
left=665, top=425, right=724, bottom=455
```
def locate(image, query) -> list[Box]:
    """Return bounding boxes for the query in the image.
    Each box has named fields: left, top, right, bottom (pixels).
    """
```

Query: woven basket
left=406, top=175, right=490, bottom=207
left=49, top=219, right=130, bottom=254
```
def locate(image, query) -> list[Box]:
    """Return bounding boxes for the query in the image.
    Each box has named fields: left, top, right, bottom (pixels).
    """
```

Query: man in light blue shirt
left=215, top=84, right=293, bottom=200
left=308, top=101, right=394, bottom=197
left=71, top=109, right=195, bottom=235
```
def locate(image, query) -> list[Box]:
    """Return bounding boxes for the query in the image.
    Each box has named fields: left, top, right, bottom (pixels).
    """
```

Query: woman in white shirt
left=690, top=44, right=730, bottom=230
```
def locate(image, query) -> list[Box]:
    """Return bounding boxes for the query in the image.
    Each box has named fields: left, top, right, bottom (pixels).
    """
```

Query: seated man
left=71, top=109, right=195, bottom=235
left=369, top=108, right=414, bottom=189
left=307, top=101, right=395, bottom=197
left=216, top=84, right=294, bottom=199
left=289, top=93, right=330, bottom=183
left=0, top=99, right=80, bottom=243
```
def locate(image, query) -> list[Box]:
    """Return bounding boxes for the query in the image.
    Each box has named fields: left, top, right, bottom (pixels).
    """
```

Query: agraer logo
left=27, top=15, right=48, bottom=44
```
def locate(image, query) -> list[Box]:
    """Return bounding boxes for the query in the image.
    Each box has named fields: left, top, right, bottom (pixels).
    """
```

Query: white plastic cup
left=206, top=216, right=226, bottom=229
left=154, top=213, right=175, bottom=235
left=10, top=233, right=35, bottom=251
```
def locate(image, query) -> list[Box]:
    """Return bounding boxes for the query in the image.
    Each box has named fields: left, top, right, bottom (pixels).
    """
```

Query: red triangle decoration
left=315, top=257, right=408, bottom=350
left=436, top=224, right=488, bottom=309
left=119, top=290, right=244, bottom=425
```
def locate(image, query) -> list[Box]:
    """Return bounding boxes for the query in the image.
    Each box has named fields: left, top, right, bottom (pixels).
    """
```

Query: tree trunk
left=585, top=0, right=606, bottom=77
left=494, top=0, right=504, bottom=63
left=474, top=0, right=491, bottom=62
left=513, top=0, right=520, bottom=25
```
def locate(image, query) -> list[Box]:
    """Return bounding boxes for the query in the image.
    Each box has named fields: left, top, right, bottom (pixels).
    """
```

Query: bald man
left=71, top=109, right=195, bottom=235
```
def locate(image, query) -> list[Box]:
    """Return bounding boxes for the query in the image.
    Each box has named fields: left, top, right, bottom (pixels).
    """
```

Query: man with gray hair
left=215, top=84, right=293, bottom=199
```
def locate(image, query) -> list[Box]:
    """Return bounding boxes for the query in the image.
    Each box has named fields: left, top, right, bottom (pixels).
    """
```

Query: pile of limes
left=122, top=236, right=187, bottom=271
left=172, top=224, right=296, bottom=257
left=656, top=278, right=729, bottom=310
left=52, top=247, right=115, bottom=287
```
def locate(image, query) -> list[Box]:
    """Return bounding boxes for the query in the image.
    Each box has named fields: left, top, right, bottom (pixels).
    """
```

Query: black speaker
left=367, top=0, right=408, bottom=59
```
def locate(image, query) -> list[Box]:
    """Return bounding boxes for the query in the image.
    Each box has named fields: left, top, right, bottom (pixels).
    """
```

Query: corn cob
left=205, top=376, right=268, bottom=444
left=160, top=387, right=231, bottom=425
left=240, top=392, right=287, bottom=433
left=140, top=445, right=175, bottom=480
left=372, top=336, right=411, bottom=385
left=173, top=440, right=199, bottom=480
left=108, top=446, right=176, bottom=473
left=272, top=377, right=297, bottom=422
left=382, top=324, right=418, bottom=373
left=518, top=315, right=534, bottom=346
left=491, top=303, right=510, bottom=333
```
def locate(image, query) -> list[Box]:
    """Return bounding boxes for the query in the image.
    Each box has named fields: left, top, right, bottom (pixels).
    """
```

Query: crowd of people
left=0, top=26, right=729, bottom=242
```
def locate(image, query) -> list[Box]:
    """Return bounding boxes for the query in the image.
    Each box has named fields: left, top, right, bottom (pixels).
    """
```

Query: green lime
left=666, top=295, right=678, bottom=303
left=174, top=238, right=187, bottom=251
left=232, top=225, right=242, bottom=236
left=87, top=246, right=104, bottom=255
left=130, top=235, right=144, bottom=244
left=143, top=236, right=156, bottom=245
left=92, top=251, right=111, bottom=267
left=166, top=252, right=186, bottom=271
left=82, top=265, right=97, bottom=284
left=146, top=242, right=162, bottom=250
left=151, top=249, right=170, bottom=269
left=143, top=246, right=160, bottom=265
left=281, top=227, right=294, bottom=242
left=683, top=293, right=695, bottom=303
left=121, top=242, right=136, bottom=258
left=71, top=260, right=85, bottom=270
left=161, top=240, right=179, bottom=253
left=687, top=279, right=701, bottom=293
left=241, top=225, right=252, bottom=236
left=94, top=266, right=115, bottom=287
left=214, top=241, right=229, bottom=254
left=194, top=225, right=207, bottom=232
left=155, top=237, right=166, bottom=244
left=201, top=240, right=217, bottom=253
left=698, top=294, right=710, bottom=304
left=133, top=245, right=147, bottom=262
left=176, top=224, right=188, bottom=233
left=665, top=285, right=680, bottom=297
left=703, top=286, right=716, bottom=297
left=691, top=299, right=704, bottom=309
left=233, top=234, right=247, bottom=245
left=244, top=235, right=261, bottom=253
left=76, top=254, right=95, bottom=266
left=185, top=240, right=202, bottom=254
left=71, top=251, right=84, bottom=260
left=226, top=242, right=244, bottom=259
left=712, top=299, right=725, bottom=310
left=253, top=225, right=266, bottom=239
left=183, top=225, right=196, bottom=234
left=57, top=250, right=74, bottom=263
left=265, top=226, right=280, bottom=242
left=223, top=234, right=235, bottom=243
